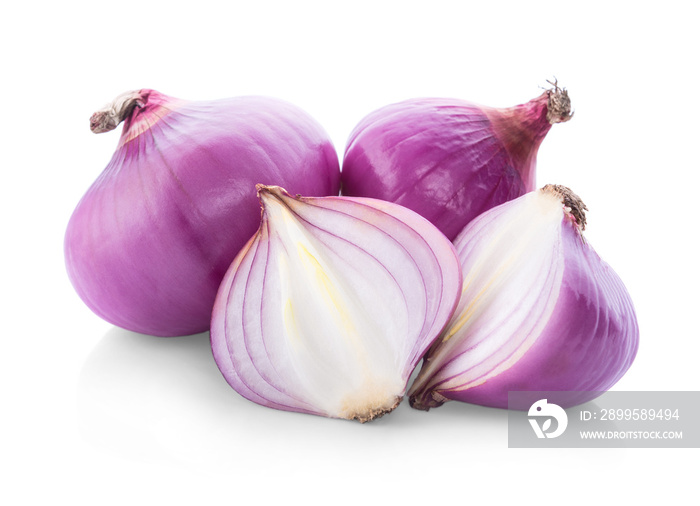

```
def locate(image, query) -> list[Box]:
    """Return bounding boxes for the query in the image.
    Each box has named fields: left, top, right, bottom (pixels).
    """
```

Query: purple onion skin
left=426, top=222, right=639, bottom=410
left=65, top=90, right=340, bottom=337
left=342, top=92, right=562, bottom=241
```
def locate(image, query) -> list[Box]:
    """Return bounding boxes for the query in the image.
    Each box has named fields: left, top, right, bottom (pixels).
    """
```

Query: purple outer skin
left=65, top=91, right=340, bottom=337
left=341, top=93, right=553, bottom=241
left=412, top=217, right=639, bottom=410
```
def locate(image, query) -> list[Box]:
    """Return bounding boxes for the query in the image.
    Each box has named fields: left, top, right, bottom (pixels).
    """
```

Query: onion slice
left=408, top=185, right=639, bottom=410
left=211, top=185, right=462, bottom=422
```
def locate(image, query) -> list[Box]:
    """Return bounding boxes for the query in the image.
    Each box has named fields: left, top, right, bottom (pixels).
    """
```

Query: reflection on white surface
left=77, top=326, right=510, bottom=470
left=78, top=327, right=239, bottom=466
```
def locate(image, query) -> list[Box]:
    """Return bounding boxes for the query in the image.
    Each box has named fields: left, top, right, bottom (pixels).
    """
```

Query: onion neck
left=90, top=90, right=147, bottom=134
left=545, top=81, right=574, bottom=125
left=540, top=184, right=588, bottom=231
left=483, top=82, right=573, bottom=192
left=257, top=183, right=293, bottom=203
left=89, top=89, right=181, bottom=146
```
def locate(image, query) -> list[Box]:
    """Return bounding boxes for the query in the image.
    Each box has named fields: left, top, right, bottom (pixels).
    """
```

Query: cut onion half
left=211, top=186, right=462, bottom=422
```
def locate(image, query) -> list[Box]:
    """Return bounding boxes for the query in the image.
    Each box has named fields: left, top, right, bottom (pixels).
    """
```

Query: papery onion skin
left=211, top=186, right=462, bottom=422
left=65, top=90, right=340, bottom=337
left=341, top=83, right=572, bottom=241
left=408, top=185, right=639, bottom=410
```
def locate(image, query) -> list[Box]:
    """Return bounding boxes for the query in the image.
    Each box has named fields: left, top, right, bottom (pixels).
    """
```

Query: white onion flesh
left=211, top=186, right=462, bottom=422
left=416, top=191, right=565, bottom=391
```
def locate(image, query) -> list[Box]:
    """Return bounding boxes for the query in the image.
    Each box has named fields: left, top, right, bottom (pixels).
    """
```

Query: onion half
left=65, top=90, right=340, bottom=337
left=408, top=185, right=639, bottom=410
left=341, top=83, right=572, bottom=240
left=211, top=186, right=462, bottom=422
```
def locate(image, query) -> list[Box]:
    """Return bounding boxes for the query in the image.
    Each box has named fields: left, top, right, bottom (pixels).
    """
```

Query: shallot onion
left=341, top=82, right=573, bottom=240
left=211, top=185, right=462, bottom=422
left=65, top=90, right=340, bottom=337
left=408, top=185, right=639, bottom=410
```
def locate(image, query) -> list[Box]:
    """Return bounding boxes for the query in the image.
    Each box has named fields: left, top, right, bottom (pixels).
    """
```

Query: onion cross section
left=211, top=185, right=462, bottom=422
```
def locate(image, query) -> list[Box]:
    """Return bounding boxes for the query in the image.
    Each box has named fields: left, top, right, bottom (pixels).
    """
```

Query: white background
left=2, top=0, right=698, bottom=504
